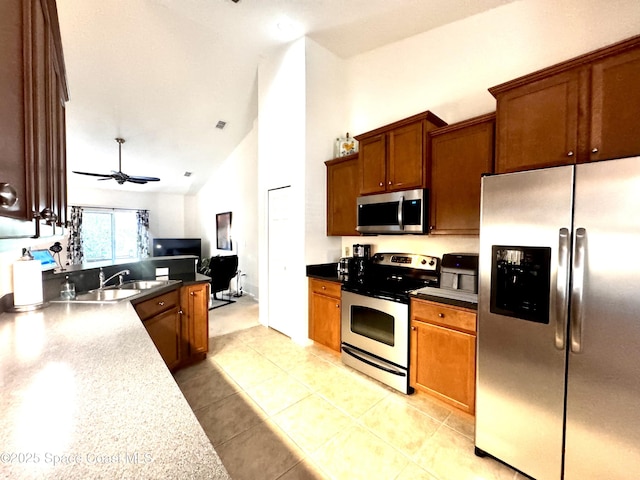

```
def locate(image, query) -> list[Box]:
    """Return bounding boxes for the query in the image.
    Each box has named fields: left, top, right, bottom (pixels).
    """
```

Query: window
left=82, top=209, right=139, bottom=262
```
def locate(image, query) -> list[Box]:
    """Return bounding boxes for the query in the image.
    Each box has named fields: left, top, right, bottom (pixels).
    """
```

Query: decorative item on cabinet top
left=334, top=133, right=359, bottom=158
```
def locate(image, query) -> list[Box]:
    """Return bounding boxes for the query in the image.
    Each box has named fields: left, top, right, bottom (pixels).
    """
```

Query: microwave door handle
left=398, top=195, right=404, bottom=230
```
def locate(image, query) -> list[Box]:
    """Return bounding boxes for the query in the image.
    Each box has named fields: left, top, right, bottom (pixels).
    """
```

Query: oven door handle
left=342, top=345, right=406, bottom=377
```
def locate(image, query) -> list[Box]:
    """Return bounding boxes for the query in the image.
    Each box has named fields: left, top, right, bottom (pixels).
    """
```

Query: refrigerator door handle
left=556, top=227, right=570, bottom=349
left=570, top=227, right=586, bottom=353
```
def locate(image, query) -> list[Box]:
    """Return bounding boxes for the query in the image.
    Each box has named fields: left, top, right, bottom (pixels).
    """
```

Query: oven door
left=341, top=290, right=409, bottom=368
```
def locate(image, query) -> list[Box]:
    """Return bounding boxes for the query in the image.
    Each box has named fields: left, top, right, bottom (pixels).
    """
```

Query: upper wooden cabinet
left=429, top=113, right=495, bottom=235
left=490, top=35, right=640, bottom=173
left=325, top=153, right=360, bottom=236
left=355, top=111, right=447, bottom=195
left=0, top=0, right=68, bottom=238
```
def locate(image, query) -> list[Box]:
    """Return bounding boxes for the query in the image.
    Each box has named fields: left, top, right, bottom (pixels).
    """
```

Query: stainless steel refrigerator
left=475, top=156, right=640, bottom=480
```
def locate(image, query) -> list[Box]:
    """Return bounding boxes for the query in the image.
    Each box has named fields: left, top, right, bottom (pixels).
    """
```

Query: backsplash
left=340, top=235, right=479, bottom=259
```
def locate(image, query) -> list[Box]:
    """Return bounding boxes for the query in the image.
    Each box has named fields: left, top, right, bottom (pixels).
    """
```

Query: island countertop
left=0, top=300, right=229, bottom=479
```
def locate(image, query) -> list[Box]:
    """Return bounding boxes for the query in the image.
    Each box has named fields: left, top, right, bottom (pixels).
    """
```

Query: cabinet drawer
left=134, top=289, right=180, bottom=321
left=309, top=278, right=341, bottom=298
left=411, top=299, right=476, bottom=334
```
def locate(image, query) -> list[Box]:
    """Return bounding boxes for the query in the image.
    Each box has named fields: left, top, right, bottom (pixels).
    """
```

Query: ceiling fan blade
left=72, top=171, right=113, bottom=178
left=128, top=175, right=160, bottom=182
left=97, top=177, right=114, bottom=181
left=125, top=178, right=149, bottom=184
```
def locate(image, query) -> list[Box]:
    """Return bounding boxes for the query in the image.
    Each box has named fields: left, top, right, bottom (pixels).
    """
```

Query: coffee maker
left=352, top=244, right=371, bottom=283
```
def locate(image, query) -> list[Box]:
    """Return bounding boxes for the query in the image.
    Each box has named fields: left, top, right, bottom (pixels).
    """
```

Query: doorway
left=267, top=186, right=294, bottom=337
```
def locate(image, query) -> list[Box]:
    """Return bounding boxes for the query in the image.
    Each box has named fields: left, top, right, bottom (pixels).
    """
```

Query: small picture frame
left=216, top=212, right=232, bottom=251
left=335, top=133, right=358, bottom=157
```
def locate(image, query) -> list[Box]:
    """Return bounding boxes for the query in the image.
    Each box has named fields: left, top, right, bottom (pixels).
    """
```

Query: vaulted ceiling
left=57, top=0, right=515, bottom=195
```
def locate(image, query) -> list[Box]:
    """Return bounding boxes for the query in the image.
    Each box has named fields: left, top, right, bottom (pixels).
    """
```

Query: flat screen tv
left=152, top=238, right=202, bottom=262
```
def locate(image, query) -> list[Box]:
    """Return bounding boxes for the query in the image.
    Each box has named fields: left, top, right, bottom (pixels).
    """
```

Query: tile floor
left=174, top=296, right=526, bottom=480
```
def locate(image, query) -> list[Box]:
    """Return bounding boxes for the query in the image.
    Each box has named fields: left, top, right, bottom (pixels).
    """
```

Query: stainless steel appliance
left=413, top=253, right=478, bottom=304
left=356, top=188, right=427, bottom=234
left=341, top=252, right=439, bottom=393
left=476, top=157, right=640, bottom=480
left=337, top=257, right=354, bottom=279
left=351, top=244, right=371, bottom=283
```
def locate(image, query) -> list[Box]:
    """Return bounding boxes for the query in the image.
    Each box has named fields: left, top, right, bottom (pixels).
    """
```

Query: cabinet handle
left=322, top=286, right=326, bottom=290
left=591, top=147, right=599, bottom=154
left=190, top=291, right=195, bottom=296
left=158, top=301, right=165, bottom=306
left=567, top=151, right=574, bottom=157
left=0, top=183, right=18, bottom=209
left=388, top=181, right=392, bottom=185
left=411, top=326, right=417, bottom=331
left=438, top=313, right=444, bottom=318
left=336, top=304, right=339, bottom=308
left=378, top=182, right=383, bottom=187
left=178, top=310, right=183, bottom=315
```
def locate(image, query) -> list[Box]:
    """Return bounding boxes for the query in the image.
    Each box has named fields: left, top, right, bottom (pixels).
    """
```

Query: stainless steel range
left=341, top=252, right=439, bottom=393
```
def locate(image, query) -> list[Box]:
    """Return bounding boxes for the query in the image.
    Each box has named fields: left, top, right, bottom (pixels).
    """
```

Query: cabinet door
left=185, top=283, right=209, bottom=356
left=326, top=155, right=359, bottom=236
left=430, top=116, right=494, bottom=235
left=144, top=307, right=181, bottom=370
left=388, top=120, right=424, bottom=190
left=410, top=320, right=476, bottom=413
left=495, top=69, right=583, bottom=173
left=359, top=134, right=387, bottom=195
left=590, top=47, right=640, bottom=162
left=309, top=290, right=341, bottom=352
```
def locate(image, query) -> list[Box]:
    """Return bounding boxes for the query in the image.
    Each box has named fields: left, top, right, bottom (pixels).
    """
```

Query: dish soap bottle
left=60, top=275, right=76, bottom=300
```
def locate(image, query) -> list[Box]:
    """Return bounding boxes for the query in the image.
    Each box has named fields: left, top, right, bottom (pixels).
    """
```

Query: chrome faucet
left=99, top=268, right=130, bottom=289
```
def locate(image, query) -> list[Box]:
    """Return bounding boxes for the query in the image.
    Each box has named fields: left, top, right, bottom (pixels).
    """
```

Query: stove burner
left=342, top=252, right=440, bottom=303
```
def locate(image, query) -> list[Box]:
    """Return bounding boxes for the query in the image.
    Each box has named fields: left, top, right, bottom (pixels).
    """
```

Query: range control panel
left=371, top=253, right=439, bottom=272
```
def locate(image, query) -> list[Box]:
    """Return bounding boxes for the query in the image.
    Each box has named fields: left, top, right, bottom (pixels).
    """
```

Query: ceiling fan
left=73, top=138, right=161, bottom=185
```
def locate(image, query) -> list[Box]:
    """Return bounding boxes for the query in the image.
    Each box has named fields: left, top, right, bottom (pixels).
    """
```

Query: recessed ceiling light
left=216, top=120, right=227, bottom=129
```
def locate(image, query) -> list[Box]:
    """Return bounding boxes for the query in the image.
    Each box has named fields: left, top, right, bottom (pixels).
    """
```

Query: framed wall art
left=216, top=212, right=232, bottom=251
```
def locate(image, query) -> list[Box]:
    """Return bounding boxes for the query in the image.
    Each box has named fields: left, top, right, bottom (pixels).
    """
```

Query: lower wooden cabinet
left=134, top=283, right=209, bottom=371
left=135, top=289, right=182, bottom=371
left=410, top=298, right=477, bottom=414
left=143, top=307, right=182, bottom=370
left=180, top=282, right=210, bottom=366
left=308, top=278, right=341, bottom=352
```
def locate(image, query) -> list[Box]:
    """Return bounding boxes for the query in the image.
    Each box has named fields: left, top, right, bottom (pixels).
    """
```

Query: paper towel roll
left=13, top=259, right=43, bottom=306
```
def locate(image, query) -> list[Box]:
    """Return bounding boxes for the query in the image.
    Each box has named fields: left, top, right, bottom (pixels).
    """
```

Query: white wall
left=346, top=0, right=640, bottom=132
left=190, top=121, right=259, bottom=298
left=304, top=39, right=348, bottom=264
left=257, top=39, right=307, bottom=338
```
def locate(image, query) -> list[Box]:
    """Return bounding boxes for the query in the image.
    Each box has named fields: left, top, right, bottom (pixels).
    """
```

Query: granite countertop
left=0, top=299, right=229, bottom=479
left=306, top=263, right=341, bottom=282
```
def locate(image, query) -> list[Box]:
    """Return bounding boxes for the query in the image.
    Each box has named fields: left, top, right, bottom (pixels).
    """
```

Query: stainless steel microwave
left=356, top=188, right=428, bottom=234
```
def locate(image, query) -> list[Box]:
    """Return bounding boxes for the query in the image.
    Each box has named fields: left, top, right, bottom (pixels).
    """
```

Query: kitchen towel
left=12, top=258, right=43, bottom=306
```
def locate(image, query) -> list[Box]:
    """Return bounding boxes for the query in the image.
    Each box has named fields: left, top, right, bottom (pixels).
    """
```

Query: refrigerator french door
left=476, top=156, right=640, bottom=480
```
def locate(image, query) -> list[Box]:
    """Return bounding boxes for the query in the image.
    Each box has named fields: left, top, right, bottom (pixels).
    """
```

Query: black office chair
left=202, top=255, right=238, bottom=309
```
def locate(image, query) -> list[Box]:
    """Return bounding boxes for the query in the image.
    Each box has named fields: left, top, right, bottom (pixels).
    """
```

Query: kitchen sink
left=118, top=280, right=174, bottom=290
left=73, top=288, right=142, bottom=302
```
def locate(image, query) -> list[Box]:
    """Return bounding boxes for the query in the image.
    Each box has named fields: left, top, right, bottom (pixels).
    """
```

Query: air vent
left=216, top=121, right=227, bottom=130
left=184, top=171, right=192, bottom=177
